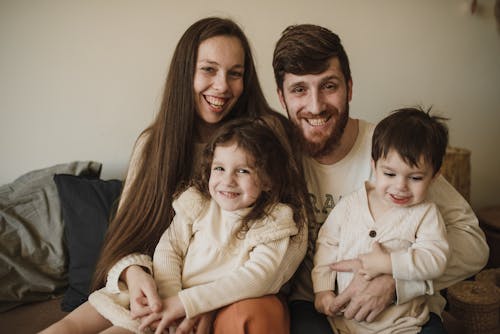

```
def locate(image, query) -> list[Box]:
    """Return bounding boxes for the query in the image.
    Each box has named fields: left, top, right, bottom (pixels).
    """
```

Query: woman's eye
left=237, top=169, right=250, bottom=174
left=213, top=166, right=224, bottom=171
left=201, top=66, right=215, bottom=73
left=229, top=70, right=243, bottom=78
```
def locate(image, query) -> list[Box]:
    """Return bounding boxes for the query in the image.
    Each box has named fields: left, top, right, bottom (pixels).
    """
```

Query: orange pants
left=213, top=294, right=289, bottom=334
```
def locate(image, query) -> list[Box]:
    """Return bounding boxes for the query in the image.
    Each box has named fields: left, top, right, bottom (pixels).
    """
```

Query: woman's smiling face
left=193, top=35, right=245, bottom=125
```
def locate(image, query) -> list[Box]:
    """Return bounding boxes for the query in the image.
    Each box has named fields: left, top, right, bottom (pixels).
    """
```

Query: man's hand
left=314, top=290, right=338, bottom=317
left=123, top=265, right=162, bottom=317
left=330, top=263, right=395, bottom=322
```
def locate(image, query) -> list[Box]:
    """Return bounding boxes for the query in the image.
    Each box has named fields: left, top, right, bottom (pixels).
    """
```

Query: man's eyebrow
left=319, top=74, right=341, bottom=84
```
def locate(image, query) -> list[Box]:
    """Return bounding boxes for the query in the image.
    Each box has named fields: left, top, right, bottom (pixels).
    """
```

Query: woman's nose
left=213, top=72, right=229, bottom=92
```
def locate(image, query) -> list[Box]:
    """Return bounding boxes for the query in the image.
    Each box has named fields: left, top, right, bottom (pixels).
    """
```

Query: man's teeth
left=307, top=118, right=327, bottom=126
left=205, top=96, right=226, bottom=107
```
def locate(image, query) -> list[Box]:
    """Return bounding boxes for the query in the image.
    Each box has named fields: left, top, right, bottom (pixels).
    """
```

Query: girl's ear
left=262, top=180, right=272, bottom=192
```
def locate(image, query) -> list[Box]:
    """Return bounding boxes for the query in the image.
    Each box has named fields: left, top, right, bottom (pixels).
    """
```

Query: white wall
left=1, top=0, right=499, bottom=210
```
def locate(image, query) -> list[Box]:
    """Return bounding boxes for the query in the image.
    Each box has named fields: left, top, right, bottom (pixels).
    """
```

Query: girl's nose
left=222, top=172, right=236, bottom=185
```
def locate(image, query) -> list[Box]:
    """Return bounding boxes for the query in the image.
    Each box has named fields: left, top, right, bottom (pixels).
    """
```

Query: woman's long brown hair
left=92, top=17, right=275, bottom=289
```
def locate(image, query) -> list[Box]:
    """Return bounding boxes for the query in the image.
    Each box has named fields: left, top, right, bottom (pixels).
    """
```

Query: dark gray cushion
left=53, top=174, right=122, bottom=312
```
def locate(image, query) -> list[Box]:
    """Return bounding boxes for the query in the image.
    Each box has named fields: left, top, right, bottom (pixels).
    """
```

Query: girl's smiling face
left=193, top=35, right=245, bottom=125
left=208, top=141, right=266, bottom=211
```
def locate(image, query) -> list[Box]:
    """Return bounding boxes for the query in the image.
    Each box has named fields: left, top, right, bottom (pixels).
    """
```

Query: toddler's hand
left=314, top=290, right=338, bottom=317
left=358, top=242, right=391, bottom=280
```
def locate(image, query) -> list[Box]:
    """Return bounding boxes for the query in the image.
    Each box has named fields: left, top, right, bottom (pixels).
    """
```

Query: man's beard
left=295, top=103, right=349, bottom=159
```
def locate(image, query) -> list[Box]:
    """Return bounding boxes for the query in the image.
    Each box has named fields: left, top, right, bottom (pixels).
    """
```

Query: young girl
left=42, top=116, right=308, bottom=334
left=312, top=107, right=450, bottom=333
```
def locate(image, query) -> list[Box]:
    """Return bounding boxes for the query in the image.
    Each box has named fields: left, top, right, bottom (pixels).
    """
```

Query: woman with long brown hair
left=41, top=17, right=311, bottom=334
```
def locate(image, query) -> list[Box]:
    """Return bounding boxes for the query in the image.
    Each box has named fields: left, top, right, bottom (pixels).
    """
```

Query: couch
left=0, top=161, right=122, bottom=333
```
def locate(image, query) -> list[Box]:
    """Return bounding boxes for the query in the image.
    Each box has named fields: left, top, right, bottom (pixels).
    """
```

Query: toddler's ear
left=432, top=169, right=442, bottom=181
left=370, top=159, right=376, bottom=174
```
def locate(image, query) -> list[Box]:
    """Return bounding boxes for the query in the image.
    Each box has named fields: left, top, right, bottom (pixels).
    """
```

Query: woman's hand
left=123, top=265, right=162, bottom=317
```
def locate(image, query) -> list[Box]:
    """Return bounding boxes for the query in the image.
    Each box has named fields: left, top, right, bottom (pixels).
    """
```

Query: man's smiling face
left=278, top=57, right=352, bottom=158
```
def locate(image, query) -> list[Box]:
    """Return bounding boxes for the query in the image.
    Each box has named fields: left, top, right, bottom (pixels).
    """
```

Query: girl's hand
left=123, top=265, right=162, bottom=317
left=139, top=295, right=186, bottom=334
left=314, top=290, right=338, bottom=317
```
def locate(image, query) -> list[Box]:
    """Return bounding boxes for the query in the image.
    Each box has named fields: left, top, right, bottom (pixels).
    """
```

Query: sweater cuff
left=394, top=278, right=430, bottom=305
left=178, top=288, right=198, bottom=318
left=106, top=253, right=153, bottom=293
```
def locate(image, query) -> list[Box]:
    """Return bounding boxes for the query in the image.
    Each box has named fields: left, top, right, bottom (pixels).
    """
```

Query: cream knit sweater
left=89, top=187, right=307, bottom=332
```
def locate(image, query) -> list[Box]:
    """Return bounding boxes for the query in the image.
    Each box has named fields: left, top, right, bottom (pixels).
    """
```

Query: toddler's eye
left=383, top=172, right=395, bottom=177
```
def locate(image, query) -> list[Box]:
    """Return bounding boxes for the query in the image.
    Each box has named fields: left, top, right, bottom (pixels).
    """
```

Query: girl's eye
left=237, top=168, right=250, bottom=174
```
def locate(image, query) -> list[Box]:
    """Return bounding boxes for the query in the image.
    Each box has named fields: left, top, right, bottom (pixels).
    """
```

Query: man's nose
left=308, top=89, right=325, bottom=115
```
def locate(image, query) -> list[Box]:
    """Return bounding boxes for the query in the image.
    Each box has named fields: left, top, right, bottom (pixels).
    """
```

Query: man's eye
left=323, top=82, right=338, bottom=90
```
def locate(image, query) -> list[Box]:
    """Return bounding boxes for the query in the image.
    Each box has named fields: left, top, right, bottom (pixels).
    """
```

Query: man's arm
left=427, top=176, right=489, bottom=291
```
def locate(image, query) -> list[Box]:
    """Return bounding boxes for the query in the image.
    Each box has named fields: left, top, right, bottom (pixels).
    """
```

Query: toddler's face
left=208, top=141, right=265, bottom=211
left=372, top=149, right=436, bottom=208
